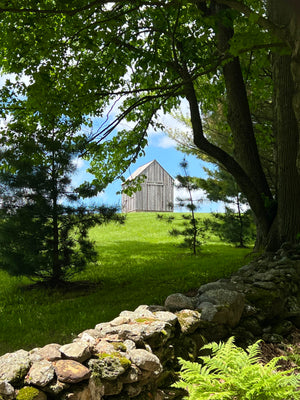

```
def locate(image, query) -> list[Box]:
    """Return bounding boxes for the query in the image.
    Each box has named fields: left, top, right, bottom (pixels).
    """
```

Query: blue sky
left=0, top=74, right=222, bottom=213
left=73, top=128, right=222, bottom=213
left=70, top=98, right=225, bottom=213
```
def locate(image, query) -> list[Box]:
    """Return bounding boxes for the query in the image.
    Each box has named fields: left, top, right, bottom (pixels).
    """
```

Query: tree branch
left=215, top=0, right=290, bottom=43
left=0, top=0, right=178, bottom=16
left=0, top=1, right=126, bottom=15
left=181, top=66, right=272, bottom=234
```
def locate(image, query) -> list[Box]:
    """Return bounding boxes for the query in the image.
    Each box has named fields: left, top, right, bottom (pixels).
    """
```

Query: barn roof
left=123, top=160, right=174, bottom=183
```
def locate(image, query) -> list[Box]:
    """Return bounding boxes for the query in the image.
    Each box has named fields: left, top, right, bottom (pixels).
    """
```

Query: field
left=0, top=212, right=251, bottom=355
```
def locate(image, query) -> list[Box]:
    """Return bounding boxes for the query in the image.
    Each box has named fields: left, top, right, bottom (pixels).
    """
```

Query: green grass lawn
left=0, top=212, right=251, bottom=355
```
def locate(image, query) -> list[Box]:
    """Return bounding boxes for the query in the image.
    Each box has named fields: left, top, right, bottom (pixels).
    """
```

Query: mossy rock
left=89, top=353, right=131, bottom=381
left=111, top=342, right=127, bottom=352
left=245, top=288, right=284, bottom=318
left=96, top=352, right=131, bottom=368
left=16, top=387, right=46, bottom=400
left=176, top=310, right=201, bottom=334
left=135, top=318, right=157, bottom=324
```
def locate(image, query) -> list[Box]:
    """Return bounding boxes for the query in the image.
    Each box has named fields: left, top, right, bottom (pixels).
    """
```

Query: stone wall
left=1, top=243, right=300, bottom=400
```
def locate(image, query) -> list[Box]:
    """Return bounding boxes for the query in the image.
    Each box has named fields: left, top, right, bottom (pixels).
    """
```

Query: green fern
left=173, top=336, right=300, bottom=400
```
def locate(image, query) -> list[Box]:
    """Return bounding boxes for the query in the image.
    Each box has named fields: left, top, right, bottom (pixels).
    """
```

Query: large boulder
left=128, top=349, right=162, bottom=372
left=196, top=289, right=245, bottom=327
left=60, top=341, right=91, bottom=363
left=0, top=350, right=30, bottom=384
left=164, top=293, right=195, bottom=312
left=53, top=360, right=91, bottom=384
left=176, top=310, right=202, bottom=334
left=29, top=344, right=61, bottom=362
left=26, top=360, right=55, bottom=387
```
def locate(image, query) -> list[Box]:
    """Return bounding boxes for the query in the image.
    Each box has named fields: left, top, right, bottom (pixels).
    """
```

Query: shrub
left=173, top=336, right=300, bottom=399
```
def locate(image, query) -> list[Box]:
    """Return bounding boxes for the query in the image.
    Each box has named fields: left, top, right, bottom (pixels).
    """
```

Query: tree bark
left=214, top=4, right=273, bottom=203
left=181, top=4, right=274, bottom=248
left=289, top=13, right=300, bottom=171
left=51, top=151, right=61, bottom=283
left=267, top=0, right=300, bottom=248
left=183, top=76, right=271, bottom=240
left=186, top=1, right=300, bottom=250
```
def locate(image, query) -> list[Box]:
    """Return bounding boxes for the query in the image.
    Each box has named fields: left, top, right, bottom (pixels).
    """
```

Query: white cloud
left=72, top=157, right=85, bottom=169
left=156, top=135, right=177, bottom=149
left=0, top=72, right=31, bottom=88
left=225, top=201, right=249, bottom=213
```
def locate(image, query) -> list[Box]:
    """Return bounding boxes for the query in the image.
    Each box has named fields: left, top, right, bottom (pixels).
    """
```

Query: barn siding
left=122, top=160, right=174, bottom=213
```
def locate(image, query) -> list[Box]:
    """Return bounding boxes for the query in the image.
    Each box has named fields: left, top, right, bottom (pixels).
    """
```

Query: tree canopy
left=0, top=0, right=299, bottom=250
left=0, top=106, right=122, bottom=284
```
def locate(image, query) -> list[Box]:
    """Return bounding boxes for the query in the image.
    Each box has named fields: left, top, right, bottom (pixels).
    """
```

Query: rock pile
left=0, top=305, right=202, bottom=400
left=0, top=243, right=299, bottom=400
left=165, top=242, right=300, bottom=344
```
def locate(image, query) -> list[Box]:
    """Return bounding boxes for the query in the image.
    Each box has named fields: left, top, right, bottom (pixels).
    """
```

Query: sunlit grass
left=0, top=212, right=251, bottom=355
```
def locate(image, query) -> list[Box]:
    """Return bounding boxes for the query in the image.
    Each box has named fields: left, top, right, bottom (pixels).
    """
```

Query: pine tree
left=169, top=159, right=207, bottom=255
left=0, top=115, right=122, bottom=285
left=195, top=168, right=256, bottom=247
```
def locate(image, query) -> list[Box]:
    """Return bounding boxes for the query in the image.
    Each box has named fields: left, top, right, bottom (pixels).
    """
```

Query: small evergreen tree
left=210, top=207, right=255, bottom=248
left=195, top=168, right=256, bottom=247
left=0, top=115, right=123, bottom=285
left=169, top=159, right=207, bottom=255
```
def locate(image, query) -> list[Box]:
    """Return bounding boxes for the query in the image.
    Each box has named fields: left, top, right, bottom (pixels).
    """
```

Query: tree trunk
left=183, top=1, right=300, bottom=251
left=214, top=4, right=273, bottom=202
left=184, top=77, right=271, bottom=241
left=183, top=4, right=273, bottom=249
left=51, top=152, right=61, bottom=283
left=236, top=195, right=244, bottom=248
left=267, top=0, right=300, bottom=249
left=213, top=4, right=276, bottom=249
left=289, top=12, right=300, bottom=171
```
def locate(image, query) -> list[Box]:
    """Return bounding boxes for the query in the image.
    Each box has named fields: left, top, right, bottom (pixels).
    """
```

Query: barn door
left=147, top=183, right=164, bottom=211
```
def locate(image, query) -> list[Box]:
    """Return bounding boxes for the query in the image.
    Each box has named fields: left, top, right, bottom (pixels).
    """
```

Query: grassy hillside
left=0, top=212, right=251, bottom=355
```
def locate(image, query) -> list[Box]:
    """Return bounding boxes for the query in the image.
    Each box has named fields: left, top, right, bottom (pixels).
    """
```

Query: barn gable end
left=122, top=160, right=174, bottom=213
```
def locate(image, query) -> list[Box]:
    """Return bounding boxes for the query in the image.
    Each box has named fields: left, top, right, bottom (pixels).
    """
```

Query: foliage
left=0, top=3, right=276, bottom=183
left=164, top=159, right=207, bottom=255
left=0, top=212, right=249, bottom=355
left=169, top=217, right=208, bottom=254
left=174, top=336, right=300, bottom=400
left=207, top=208, right=256, bottom=248
left=0, top=113, right=123, bottom=284
left=0, top=0, right=299, bottom=248
left=190, top=168, right=254, bottom=247
left=193, top=168, right=248, bottom=205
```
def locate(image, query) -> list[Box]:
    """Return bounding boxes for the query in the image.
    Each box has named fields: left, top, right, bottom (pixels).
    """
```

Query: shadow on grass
left=95, top=239, right=217, bottom=265
left=21, top=279, right=103, bottom=298
left=4, top=241, right=247, bottom=302
left=90, top=240, right=248, bottom=292
left=0, top=241, right=249, bottom=355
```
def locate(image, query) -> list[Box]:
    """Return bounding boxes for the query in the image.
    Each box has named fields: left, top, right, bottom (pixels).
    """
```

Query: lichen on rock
left=16, top=387, right=46, bottom=400
left=88, top=353, right=130, bottom=381
left=176, top=309, right=201, bottom=334
left=0, top=350, right=31, bottom=384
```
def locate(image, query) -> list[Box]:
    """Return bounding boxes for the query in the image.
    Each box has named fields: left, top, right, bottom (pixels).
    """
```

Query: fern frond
left=246, top=340, right=262, bottom=364
left=190, top=388, right=234, bottom=400
left=174, top=337, right=300, bottom=400
left=264, top=355, right=287, bottom=371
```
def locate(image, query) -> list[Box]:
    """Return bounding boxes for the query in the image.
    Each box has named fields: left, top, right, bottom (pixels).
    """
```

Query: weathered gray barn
left=122, top=160, right=174, bottom=213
